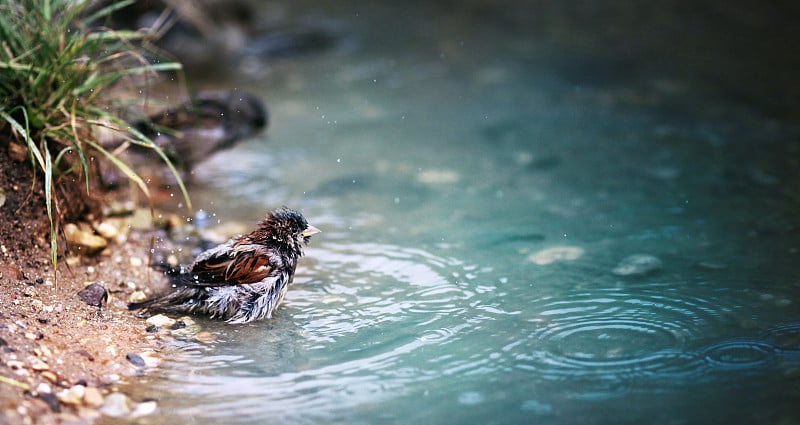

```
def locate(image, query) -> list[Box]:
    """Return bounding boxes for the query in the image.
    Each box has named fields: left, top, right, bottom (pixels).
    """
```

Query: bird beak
left=302, top=225, right=321, bottom=237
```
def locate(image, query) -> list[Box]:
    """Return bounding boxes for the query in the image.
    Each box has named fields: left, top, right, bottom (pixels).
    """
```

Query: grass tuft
left=0, top=0, right=190, bottom=273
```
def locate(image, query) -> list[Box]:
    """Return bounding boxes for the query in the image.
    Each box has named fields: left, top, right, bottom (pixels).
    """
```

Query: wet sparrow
left=129, top=207, right=319, bottom=324
left=100, top=90, right=267, bottom=189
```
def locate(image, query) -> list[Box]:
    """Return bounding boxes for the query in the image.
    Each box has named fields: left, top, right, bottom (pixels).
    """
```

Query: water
left=119, top=1, right=800, bottom=424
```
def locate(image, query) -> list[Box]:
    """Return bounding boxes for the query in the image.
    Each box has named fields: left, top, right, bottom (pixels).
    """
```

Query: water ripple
left=520, top=289, right=734, bottom=386
left=701, top=339, right=778, bottom=369
left=291, top=242, right=475, bottom=342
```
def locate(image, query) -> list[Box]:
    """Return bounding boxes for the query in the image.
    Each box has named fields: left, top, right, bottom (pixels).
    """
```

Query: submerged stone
left=612, top=254, right=662, bottom=276
left=100, top=393, right=133, bottom=417
left=528, top=246, right=584, bottom=265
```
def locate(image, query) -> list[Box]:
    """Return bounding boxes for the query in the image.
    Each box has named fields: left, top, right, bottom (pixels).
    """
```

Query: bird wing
left=188, top=244, right=275, bottom=286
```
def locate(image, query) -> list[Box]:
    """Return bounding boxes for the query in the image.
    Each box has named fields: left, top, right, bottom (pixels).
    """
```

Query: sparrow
left=99, top=90, right=268, bottom=189
left=129, top=207, right=320, bottom=324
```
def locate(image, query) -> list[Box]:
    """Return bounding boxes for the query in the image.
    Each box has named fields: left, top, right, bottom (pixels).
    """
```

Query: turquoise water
left=123, top=2, right=800, bottom=424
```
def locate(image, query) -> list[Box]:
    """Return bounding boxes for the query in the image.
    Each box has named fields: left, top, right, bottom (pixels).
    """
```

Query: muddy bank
left=0, top=150, right=189, bottom=424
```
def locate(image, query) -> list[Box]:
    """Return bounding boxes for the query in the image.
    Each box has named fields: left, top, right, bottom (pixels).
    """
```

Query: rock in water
left=528, top=246, right=584, bottom=265
left=612, top=254, right=662, bottom=276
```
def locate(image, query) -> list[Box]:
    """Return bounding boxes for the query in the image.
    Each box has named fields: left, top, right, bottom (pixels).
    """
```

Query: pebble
left=0, top=265, right=22, bottom=280
left=128, top=290, right=148, bottom=303
left=131, top=400, right=158, bottom=417
left=145, top=314, right=176, bottom=328
left=7, top=360, right=24, bottom=369
left=100, top=392, right=132, bottom=417
left=92, top=219, right=120, bottom=239
left=76, top=283, right=108, bottom=308
left=528, top=246, right=585, bottom=265
left=612, top=254, right=662, bottom=276
left=98, top=392, right=158, bottom=418
left=39, top=392, right=61, bottom=413
left=63, top=223, right=108, bottom=255
left=125, top=353, right=146, bottom=367
left=83, top=386, right=105, bottom=408
left=40, top=371, right=58, bottom=383
left=57, top=385, right=86, bottom=406
left=35, top=383, right=52, bottom=395
left=193, top=331, right=216, bottom=344
left=29, top=358, right=49, bottom=371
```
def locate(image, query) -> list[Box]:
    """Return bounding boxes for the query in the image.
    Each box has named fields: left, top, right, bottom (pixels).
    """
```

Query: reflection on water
left=118, top=0, right=800, bottom=424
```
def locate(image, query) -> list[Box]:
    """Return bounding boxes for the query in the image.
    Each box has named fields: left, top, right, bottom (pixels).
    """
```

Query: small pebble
left=100, top=392, right=132, bottom=417
left=58, top=385, right=86, bottom=406
left=125, top=353, right=146, bottom=367
left=84, top=386, right=105, bottom=408
left=35, top=277, right=44, bottom=284
left=6, top=360, right=24, bottom=369
left=39, top=392, right=60, bottom=413
left=29, top=358, right=49, bottom=371
left=131, top=400, right=158, bottom=417
left=128, top=291, right=147, bottom=303
left=194, top=331, right=216, bottom=344
left=40, top=371, right=58, bottom=383
left=145, top=314, right=176, bottom=328
left=63, top=223, right=107, bottom=255
left=35, top=382, right=52, bottom=395
left=77, top=283, right=108, bottom=308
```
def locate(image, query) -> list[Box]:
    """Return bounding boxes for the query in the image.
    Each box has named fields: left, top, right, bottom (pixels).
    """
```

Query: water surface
left=120, top=1, right=800, bottom=424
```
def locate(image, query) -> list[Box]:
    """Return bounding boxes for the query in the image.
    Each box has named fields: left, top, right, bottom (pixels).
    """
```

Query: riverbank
left=0, top=149, right=183, bottom=424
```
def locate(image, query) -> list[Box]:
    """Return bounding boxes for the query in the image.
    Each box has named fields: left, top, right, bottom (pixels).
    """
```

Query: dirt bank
left=0, top=148, right=179, bottom=424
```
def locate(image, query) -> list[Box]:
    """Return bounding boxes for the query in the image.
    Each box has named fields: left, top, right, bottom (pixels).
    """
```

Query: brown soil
left=0, top=147, right=173, bottom=424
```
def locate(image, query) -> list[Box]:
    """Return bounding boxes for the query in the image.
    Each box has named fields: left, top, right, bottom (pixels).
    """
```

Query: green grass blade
left=87, top=111, right=192, bottom=211
left=0, top=108, right=45, bottom=170
left=83, top=139, right=151, bottom=200
left=44, top=143, right=57, bottom=271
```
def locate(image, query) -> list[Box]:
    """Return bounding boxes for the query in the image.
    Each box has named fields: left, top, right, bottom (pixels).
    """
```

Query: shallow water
left=120, top=1, right=800, bottom=424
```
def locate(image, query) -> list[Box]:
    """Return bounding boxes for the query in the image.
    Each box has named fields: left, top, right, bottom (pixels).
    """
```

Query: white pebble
left=145, top=314, right=176, bottom=328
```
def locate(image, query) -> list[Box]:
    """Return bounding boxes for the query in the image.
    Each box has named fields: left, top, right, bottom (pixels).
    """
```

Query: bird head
left=258, top=207, right=320, bottom=253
